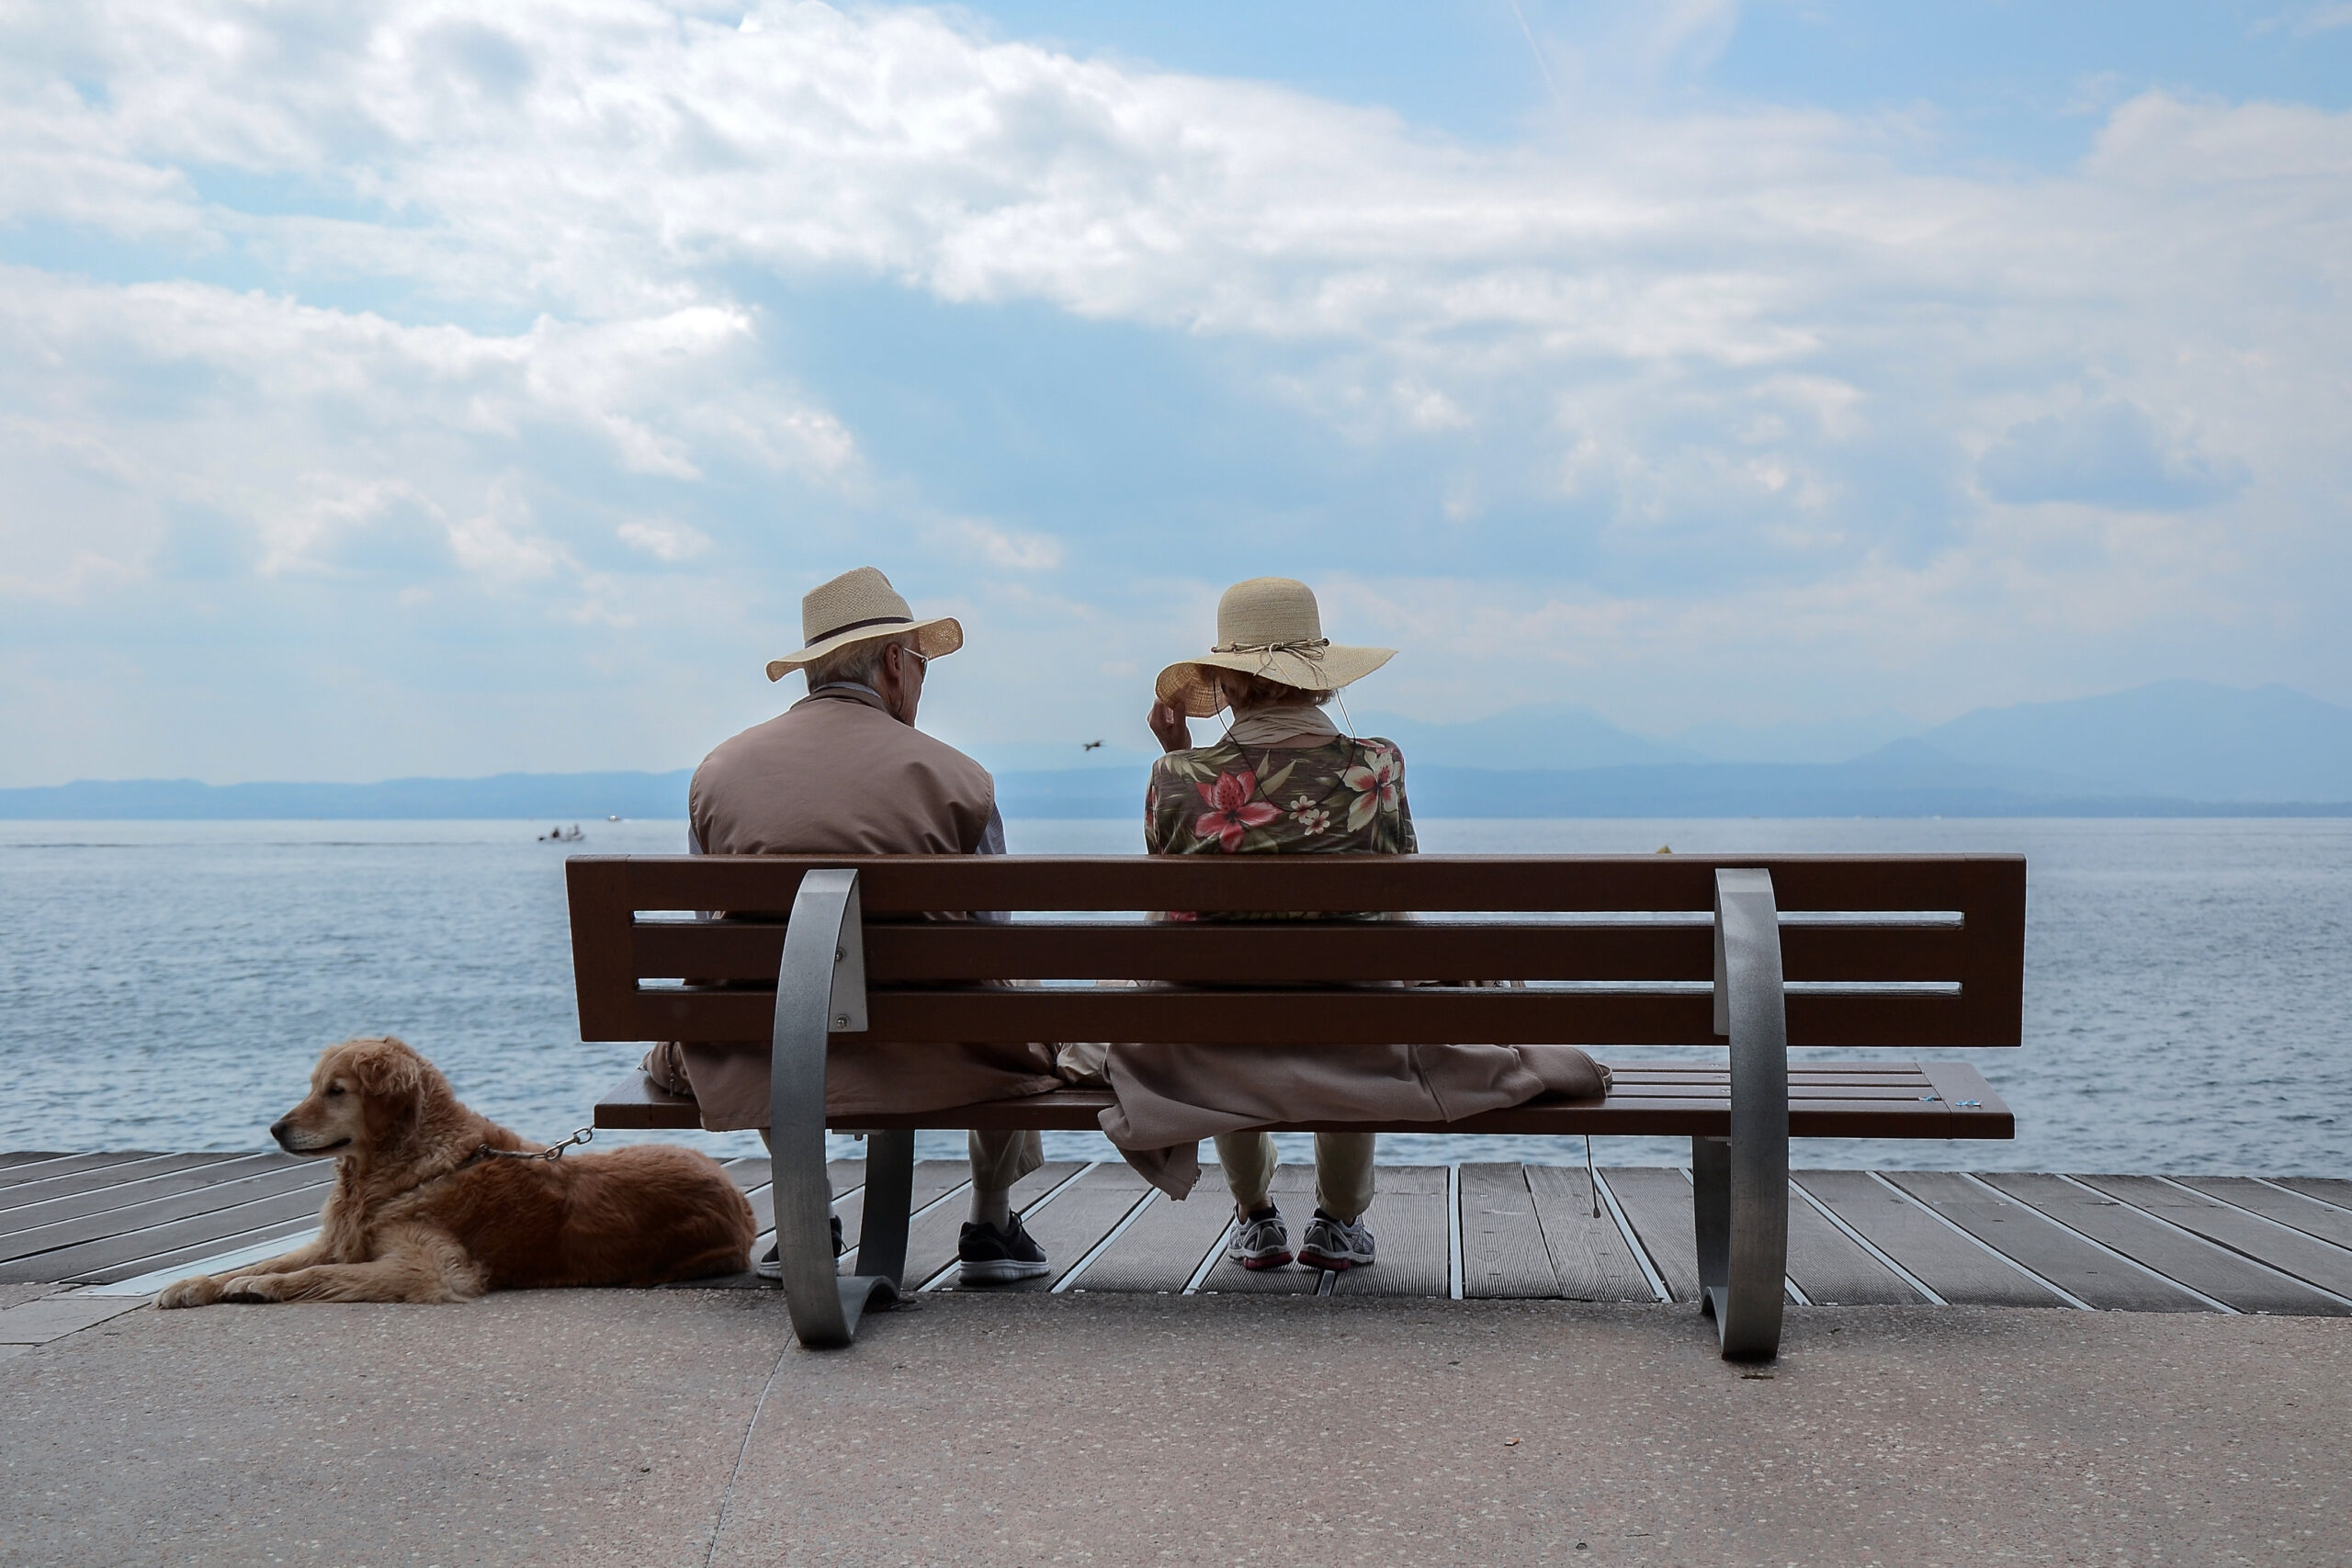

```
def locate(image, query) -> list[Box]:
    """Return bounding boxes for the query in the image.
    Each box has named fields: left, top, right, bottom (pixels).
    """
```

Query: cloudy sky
left=4, top=0, right=2347, bottom=784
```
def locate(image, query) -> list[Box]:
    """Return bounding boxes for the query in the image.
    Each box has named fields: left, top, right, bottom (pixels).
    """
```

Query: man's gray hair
left=805, top=635, right=907, bottom=693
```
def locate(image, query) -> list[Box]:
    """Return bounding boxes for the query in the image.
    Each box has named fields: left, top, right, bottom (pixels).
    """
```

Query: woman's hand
left=1148, top=701, right=1193, bottom=754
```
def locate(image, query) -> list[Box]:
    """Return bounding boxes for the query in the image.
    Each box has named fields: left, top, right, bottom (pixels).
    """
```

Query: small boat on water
left=537, top=824, right=586, bottom=843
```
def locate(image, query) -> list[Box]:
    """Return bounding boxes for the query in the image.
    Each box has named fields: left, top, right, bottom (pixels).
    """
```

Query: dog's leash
left=469, top=1126, right=595, bottom=1165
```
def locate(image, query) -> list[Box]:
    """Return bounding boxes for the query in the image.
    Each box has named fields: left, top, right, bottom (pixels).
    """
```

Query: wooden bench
left=567, top=853, right=2025, bottom=1359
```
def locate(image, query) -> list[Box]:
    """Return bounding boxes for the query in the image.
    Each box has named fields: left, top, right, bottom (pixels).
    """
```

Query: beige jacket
left=648, top=685, right=1061, bottom=1131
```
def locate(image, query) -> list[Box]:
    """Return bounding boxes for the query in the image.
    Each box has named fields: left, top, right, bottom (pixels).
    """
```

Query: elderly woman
left=1098, top=577, right=1606, bottom=1273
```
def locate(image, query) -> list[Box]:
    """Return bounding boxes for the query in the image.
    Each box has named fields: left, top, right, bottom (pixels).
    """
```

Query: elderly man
left=642, top=566, right=1058, bottom=1284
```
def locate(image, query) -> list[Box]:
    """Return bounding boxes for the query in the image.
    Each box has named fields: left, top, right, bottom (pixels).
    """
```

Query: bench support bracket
left=1696, top=867, right=1790, bottom=1361
left=770, top=868, right=894, bottom=1348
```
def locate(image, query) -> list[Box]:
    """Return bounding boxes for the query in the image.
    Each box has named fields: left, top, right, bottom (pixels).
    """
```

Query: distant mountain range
left=1348, top=680, right=2352, bottom=803
left=0, top=771, right=696, bottom=822
left=5, top=681, right=2347, bottom=819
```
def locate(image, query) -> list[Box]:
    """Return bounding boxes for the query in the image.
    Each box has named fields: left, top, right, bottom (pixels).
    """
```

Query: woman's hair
left=1216, top=672, right=1334, bottom=710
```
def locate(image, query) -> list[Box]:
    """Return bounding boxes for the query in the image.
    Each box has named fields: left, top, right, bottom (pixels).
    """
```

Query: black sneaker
left=957, top=1213, right=1051, bottom=1284
left=753, top=1214, right=845, bottom=1280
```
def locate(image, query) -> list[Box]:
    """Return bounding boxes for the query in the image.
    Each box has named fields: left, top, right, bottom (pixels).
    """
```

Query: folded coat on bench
left=1101, top=1039, right=1612, bottom=1196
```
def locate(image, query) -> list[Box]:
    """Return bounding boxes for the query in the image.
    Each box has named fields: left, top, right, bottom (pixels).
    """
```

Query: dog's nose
left=268, top=1119, right=292, bottom=1147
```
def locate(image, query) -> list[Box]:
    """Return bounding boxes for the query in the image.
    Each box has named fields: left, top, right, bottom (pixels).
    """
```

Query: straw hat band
left=806, top=614, right=915, bottom=648
left=1213, top=637, right=1329, bottom=656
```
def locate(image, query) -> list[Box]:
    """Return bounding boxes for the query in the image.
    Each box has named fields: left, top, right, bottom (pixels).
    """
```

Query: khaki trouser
left=968, top=1127, right=1043, bottom=1192
left=761, top=1127, right=1040, bottom=1193
left=1214, top=1131, right=1375, bottom=1224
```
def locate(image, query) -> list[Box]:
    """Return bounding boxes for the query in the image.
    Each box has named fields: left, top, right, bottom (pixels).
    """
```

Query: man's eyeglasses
left=900, top=647, right=929, bottom=676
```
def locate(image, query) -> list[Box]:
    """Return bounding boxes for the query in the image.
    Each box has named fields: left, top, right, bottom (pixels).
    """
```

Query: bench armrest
left=769, top=869, right=900, bottom=1348
left=1695, top=867, right=1791, bottom=1360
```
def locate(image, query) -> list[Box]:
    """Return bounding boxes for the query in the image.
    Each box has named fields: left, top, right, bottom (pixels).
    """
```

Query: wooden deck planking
left=0, top=1158, right=334, bottom=1267
left=1977, top=1173, right=2348, bottom=1316
left=21, top=1180, right=338, bottom=1286
left=1792, top=1170, right=2066, bottom=1307
left=1334, top=1165, right=1450, bottom=1298
left=1061, top=1168, right=1232, bottom=1294
left=73, top=1218, right=324, bottom=1288
left=1566, top=1167, right=1918, bottom=1307
left=2172, top=1176, right=2352, bottom=1251
left=1458, top=1163, right=1556, bottom=1299
left=1523, top=1166, right=1655, bottom=1302
left=1599, top=1168, right=1702, bottom=1302
left=1878, top=1172, right=2209, bottom=1312
left=940, top=1164, right=1152, bottom=1293
left=2271, top=1178, right=2352, bottom=1210
left=1781, top=1187, right=1924, bottom=1306
left=0, top=1155, right=293, bottom=1235
left=2073, top=1175, right=2352, bottom=1302
left=0, top=1151, right=175, bottom=1190
left=0, top=1153, right=218, bottom=1208
left=54, top=1212, right=322, bottom=1286
left=7, top=1153, right=2351, bottom=1319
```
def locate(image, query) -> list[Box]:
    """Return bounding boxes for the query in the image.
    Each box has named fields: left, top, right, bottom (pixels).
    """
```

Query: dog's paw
left=155, top=1276, right=220, bottom=1310
left=218, top=1274, right=285, bottom=1303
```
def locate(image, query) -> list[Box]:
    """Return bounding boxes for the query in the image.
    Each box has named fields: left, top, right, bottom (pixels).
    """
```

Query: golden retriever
left=157, top=1036, right=754, bottom=1308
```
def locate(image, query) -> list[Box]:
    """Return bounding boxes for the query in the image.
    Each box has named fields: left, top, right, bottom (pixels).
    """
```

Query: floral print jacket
left=1146, top=734, right=1417, bottom=863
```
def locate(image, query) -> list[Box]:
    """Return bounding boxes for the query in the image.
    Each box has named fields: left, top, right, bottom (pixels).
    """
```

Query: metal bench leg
left=855, top=1128, right=915, bottom=1288
left=1701, top=867, right=1790, bottom=1362
left=769, top=869, right=895, bottom=1348
left=1692, top=1133, right=1732, bottom=1302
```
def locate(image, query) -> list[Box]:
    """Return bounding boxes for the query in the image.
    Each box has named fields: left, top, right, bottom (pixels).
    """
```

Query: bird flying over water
left=1082, top=739, right=1103, bottom=751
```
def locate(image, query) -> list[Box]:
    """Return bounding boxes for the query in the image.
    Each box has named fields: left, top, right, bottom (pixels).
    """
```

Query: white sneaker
left=1227, top=1206, right=1294, bottom=1270
left=1297, top=1209, right=1375, bottom=1271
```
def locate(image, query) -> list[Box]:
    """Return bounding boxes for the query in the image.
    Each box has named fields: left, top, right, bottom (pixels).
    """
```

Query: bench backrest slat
left=567, top=853, right=2026, bottom=1051
left=629, top=919, right=1966, bottom=984
left=599, top=852, right=1997, bottom=912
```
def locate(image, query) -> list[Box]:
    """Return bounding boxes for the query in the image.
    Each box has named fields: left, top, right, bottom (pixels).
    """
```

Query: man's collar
left=794, top=682, right=892, bottom=716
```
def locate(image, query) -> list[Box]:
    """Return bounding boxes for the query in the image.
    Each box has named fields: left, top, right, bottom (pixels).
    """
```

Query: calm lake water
left=1, top=818, right=2346, bottom=1177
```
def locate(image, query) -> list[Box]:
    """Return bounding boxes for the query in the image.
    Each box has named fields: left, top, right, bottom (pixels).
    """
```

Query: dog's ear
left=344, top=1036, right=425, bottom=1103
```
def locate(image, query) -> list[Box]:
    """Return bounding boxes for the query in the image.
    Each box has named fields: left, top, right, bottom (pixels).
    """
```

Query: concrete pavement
left=0, top=1289, right=2343, bottom=1566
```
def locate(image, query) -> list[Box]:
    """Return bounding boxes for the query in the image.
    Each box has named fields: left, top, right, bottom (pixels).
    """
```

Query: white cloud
left=2264, top=4, right=2352, bottom=36
left=0, top=1, right=2347, bottom=777
left=935, top=518, right=1066, bottom=572
left=617, top=519, right=713, bottom=563
left=0, top=269, right=853, bottom=601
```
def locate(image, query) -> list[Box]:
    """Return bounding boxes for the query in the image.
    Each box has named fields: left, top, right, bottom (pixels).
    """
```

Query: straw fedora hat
left=763, top=566, right=964, bottom=682
left=1154, top=577, right=1396, bottom=717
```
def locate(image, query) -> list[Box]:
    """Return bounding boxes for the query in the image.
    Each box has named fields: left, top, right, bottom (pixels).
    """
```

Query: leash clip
left=474, top=1126, right=595, bottom=1164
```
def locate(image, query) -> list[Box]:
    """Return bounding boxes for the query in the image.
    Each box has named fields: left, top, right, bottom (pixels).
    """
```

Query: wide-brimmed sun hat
left=764, top=567, right=964, bottom=682
left=1153, top=576, right=1396, bottom=717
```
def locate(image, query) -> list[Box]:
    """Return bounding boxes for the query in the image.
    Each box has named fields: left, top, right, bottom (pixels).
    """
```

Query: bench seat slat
left=591, top=1069, right=2015, bottom=1140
